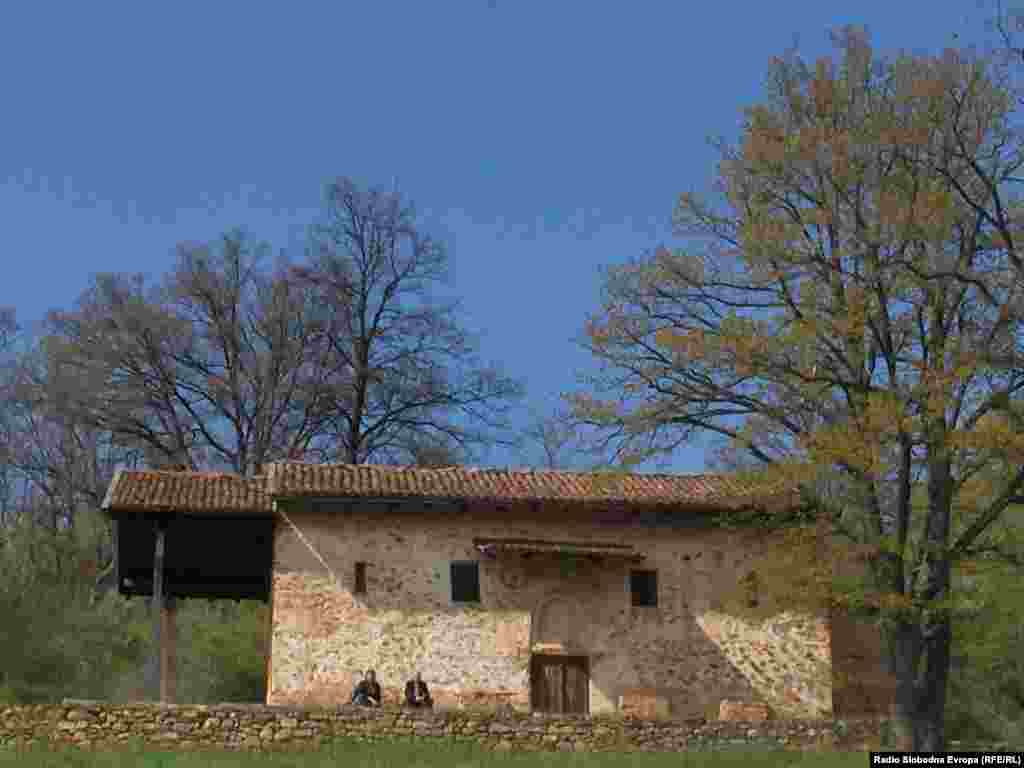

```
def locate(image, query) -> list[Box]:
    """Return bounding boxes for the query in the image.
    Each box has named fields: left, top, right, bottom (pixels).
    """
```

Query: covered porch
left=102, top=470, right=275, bottom=704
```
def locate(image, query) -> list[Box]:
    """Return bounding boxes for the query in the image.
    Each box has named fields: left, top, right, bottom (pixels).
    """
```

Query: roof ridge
left=449, top=466, right=728, bottom=478
left=104, top=461, right=792, bottom=515
left=256, top=461, right=741, bottom=478
left=115, top=463, right=757, bottom=485
left=123, top=468, right=273, bottom=480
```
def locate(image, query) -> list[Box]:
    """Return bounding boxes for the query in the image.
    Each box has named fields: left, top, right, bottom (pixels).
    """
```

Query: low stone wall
left=0, top=700, right=884, bottom=753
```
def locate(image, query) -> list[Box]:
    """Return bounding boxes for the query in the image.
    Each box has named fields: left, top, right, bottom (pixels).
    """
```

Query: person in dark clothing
left=350, top=670, right=367, bottom=705
left=351, top=669, right=382, bottom=707
left=404, top=671, right=433, bottom=708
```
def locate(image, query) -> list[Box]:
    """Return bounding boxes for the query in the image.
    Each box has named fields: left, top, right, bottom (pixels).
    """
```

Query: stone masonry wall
left=829, top=611, right=896, bottom=716
left=828, top=548, right=899, bottom=717
left=269, top=503, right=833, bottom=719
left=0, top=701, right=885, bottom=753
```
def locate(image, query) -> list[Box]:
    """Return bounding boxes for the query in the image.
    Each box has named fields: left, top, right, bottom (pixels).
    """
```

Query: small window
left=631, top=569, right=658, bottom=607
left=354, top=562, right=367, bottom=595
left=742, top=571, right=760, bottom=608
left=451, top=561, right=480, bottom=603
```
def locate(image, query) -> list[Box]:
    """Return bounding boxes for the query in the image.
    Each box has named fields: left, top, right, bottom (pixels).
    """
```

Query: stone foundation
left=0, top=700, right=885, bottom=753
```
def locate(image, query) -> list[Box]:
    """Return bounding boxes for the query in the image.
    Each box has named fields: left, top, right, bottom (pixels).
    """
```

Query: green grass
left=0, top=741, right=866, bottom=768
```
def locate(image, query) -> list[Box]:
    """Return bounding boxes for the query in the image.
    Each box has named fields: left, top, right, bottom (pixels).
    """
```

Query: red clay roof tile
left=101, top=462, right=789, bottom=515
left=102, top=470, right=272, bottom=515
left=265, top=462, right=780, bottom=508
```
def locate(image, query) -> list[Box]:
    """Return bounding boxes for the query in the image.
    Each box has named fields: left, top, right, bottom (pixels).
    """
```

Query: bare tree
left=403, top=434, right=464, bottom=467
left=290, top=177, right=524, bottom=465
left=160, top=231, right=338, bottom=474
left=0, top=306, right=22, bottom=528
left=514, top=402, right=594, bottom=470
left=44, top=231, right=337, bottom=476
left=0, top=322, right=129, bottom=583
left=43, top=272, right=202, bottom=470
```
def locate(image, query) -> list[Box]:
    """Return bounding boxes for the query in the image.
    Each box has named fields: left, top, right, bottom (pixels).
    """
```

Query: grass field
left=0, top=741, right=867, bottom=768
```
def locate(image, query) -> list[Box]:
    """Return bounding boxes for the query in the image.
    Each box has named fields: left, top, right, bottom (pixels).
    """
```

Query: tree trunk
left=886, top=618, right=921, bottom=751
left=911, top=450, right=953, bottom=751
left=915, top=615, right=951, bottom=750
left=885, top=602, right=952, bottom=750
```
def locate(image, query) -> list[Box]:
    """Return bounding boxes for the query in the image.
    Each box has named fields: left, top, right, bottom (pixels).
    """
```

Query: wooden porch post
left=264, top=585, right=274, bottom=702
left=263, top=519, right=276, bottom=704
left=160, top=596, right=177, bottom=703
left=148, top=518, right=168, bottom=702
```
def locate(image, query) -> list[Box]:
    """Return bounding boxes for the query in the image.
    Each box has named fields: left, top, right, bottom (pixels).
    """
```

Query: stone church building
left=102, top=463, right=887, bottom=719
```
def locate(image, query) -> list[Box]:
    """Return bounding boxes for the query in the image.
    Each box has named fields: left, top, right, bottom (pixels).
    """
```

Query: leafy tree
left=290, top=177, right=524, bottom=465
left=570, top=28, right=1024, bottom=750
left=0, top=507, right=149, bottom=704
left=945, top=506, right=1024, bottom=744
left=174, top=600, right=268, bottom=704
left=921, top=9, right=1024, bottom=744
left=0, top=477, right=273, bottom=705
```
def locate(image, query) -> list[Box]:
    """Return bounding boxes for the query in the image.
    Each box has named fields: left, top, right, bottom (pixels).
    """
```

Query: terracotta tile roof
left=473, top=537, right=645, bottom=560
left=102, top=470, right=272, bottom=515
left=101, top=462, right=791, bottom=516
left=266, top=462, right=783, bottom=508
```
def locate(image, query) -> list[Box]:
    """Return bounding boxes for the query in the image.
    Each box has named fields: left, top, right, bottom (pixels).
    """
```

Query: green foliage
left=174, top=600, right=268, bottom=704
left=0, top=508, right=269, bottom=706
left=572, top=25, right=1024, bottom=749
left=944, top=505, right=1024, bottom=743
left=0, top=517, right=149, bottom=704
left=0, top=580, right=149, bottom=704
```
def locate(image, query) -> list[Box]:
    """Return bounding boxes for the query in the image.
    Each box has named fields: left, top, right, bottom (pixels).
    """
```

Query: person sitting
left=350, top=670, right=368, bottom=706
left=404, top=671, right=433, bottom=708
left=352, top=669, right=382, bottom=707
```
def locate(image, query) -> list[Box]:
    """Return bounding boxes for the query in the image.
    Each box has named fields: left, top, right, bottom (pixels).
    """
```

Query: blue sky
left=0, top=1, right=986, bottom=473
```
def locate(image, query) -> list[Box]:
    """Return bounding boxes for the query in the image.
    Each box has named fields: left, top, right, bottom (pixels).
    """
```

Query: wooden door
left=530, top=655, right=588, bottom=714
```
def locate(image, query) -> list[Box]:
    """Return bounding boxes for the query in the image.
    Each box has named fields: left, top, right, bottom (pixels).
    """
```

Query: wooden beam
left=112, top=517, right=120, bottom=593
left=120, top=579, right=270, bottom=600
left=264, top=575, right=275, bottom=703
left=264, top=520, right=275, bottom=601
left=160, top=596, right=177, bottom=703
left=264, top=521, right=275, bottom=703
left=148, top=517, right=167, bottom=702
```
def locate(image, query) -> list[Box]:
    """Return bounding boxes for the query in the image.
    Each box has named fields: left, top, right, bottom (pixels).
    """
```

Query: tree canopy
left=39, top=179, right=524, bottom=475
left=571, top=27, right=1024, bottom=749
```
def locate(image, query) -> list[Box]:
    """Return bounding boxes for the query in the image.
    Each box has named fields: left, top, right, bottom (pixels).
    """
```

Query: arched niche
left=530, top=593, right=586, bottom=653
